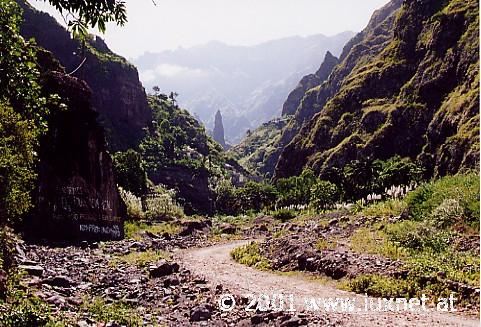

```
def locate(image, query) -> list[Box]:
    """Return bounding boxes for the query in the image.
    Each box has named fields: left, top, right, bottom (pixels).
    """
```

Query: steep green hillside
left=273, top=0, right=479, bottom=179
left=114, top=91, right=240, bottom=215
left=228, top=117, right=290, bottom=177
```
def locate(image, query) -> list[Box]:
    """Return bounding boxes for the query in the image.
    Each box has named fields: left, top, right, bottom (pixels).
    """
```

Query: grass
left=109, top=249, right=170, bottom=269
left=349, top=227, right=408, bottom=259
left=124, top=221, right=182, bottom=240
left=208, top=225, right=242, bottom=242
left=340, top=274, right=415, bottom=299
left=362, top=199, right=407, bottom=217
left=230, top=242, right=271, bottom=270
left=81, top=297, right=142, bottom=326
left=315, top=237, right=338, bottom=251
left=343, top=174, right=480, bottom=307
left=276, top=270, right=336, bottom=286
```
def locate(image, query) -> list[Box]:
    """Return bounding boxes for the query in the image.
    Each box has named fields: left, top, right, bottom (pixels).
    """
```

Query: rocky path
left=179, top=241, right=479, bottom=327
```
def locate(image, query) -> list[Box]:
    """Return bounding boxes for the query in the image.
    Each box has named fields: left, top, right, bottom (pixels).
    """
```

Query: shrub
left=118, top=187, right=144, bottom=220
left=124, top=221, right=182, bottom=239
left=310, top=180, right=340, bottom=210
left=0, top=287, right=54, bottom=327
left=216, top=180, right=277, bottom=215
left=430, top=198, right=463, bottom=228
left=144, top=185, right=184, bottom=220
left=385, top=221, right=451, bottom=252
left=110, top=249, right=170, bottom=268
left=276, top=169, right=317, bottom=207
left=342, top=274, right=415, bottom=298
left=406, top=173, right=479, bottom=227
left=231, top=242, right=271, bottom=270
left=349, top=228, right=406, bottom=259
left=272, top=209, right=296, bottom=222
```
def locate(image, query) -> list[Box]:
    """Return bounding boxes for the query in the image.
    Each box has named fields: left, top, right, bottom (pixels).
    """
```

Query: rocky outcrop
left=17, top=0, right=152, bottom=151
left=27, top=50, right=125, bottom=241
left=149, top=165, right=214, bottom=215
left=213, top=110, right=226, bottom=149
left=282, top=51, right=339, bottom=116
left=273, top=0, right=479, bottom=179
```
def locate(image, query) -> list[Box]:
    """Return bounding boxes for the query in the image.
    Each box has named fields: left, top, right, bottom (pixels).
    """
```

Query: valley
left=0, top=0, right=479, bottom=326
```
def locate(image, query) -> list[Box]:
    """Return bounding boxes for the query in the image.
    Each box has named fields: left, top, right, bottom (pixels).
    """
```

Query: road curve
left=178, top=240, right=479, bottom=327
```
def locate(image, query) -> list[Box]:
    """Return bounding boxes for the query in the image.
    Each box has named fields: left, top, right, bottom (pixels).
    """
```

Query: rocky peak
left=213, top=110, right=226, bottom=149
left=281, top=51, right=339, bottom=117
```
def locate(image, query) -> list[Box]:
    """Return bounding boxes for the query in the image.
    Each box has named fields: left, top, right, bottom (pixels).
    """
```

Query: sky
left=30, top=0, right=389, bottom=59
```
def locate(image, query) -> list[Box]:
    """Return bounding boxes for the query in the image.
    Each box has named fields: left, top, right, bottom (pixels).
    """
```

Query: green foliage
left=349, top=227, right=407, bottom=259
left=406, top=249, right=479, bottom=286
left=44, top=0, right=127, bottom=35
left=0, top=0, right=49, bottom=226
left=112, top=149, right=147, bottom=196
left=405, top=173, right=479, bottom=228
left=310, top=180, right=340, bottom=210
left=110, top=249, right=170, bottom=268
left=342, top=274, right=415, bottom=298
left=324, top=156, right=423, bottom=201
left=0, top=103, right=38, bottom=225
left=124, top=221, right=182, bottom=240
left=215, top=180, right=277, bottom=215
left=144, top=185, right=184, bottom=220
left=118, top=187, right=144, bottom=220
left=272, top=209, right=296, bottom=222
left=275, top=168, right=317, bottom=207
left=385, top=221, right=452, bottom=252
left=430, top=199, right=464, bottom=229
left=81, top=297, right=142, bottom=326
left=0, top=1, right=47, bottom=128
left=0, top=269, right=61, bottom=327
left=362, top=199, right=407, bottom=217
left=140, top=93, right=224, bottom=180
left=231, top=242, right=271, bottom=270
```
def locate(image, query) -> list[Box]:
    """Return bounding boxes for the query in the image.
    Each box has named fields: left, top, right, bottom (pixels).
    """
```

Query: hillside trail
left=177, top=240, right=479, bottom=327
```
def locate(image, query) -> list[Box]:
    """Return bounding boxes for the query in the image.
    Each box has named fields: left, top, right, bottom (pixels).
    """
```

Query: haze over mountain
left=134, top=32, right=354, bottom=143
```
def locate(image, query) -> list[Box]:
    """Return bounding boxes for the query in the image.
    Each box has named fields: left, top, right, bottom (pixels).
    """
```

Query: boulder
left=190, top=304, right=212, bottom=322
left=149, top=260, right=179, bottom=278
left=19, top=264, right=44, bottom=277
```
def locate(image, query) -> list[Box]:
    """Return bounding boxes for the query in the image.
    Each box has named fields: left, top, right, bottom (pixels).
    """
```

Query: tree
left=112, top=149, right=148, bottom=197
left=310, top=180, right=340, bottom=210
left=43, top=0, right=127, bottom=35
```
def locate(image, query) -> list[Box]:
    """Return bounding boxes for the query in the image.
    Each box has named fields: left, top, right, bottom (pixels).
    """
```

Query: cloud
left=155, top=64, right=206, bottom=78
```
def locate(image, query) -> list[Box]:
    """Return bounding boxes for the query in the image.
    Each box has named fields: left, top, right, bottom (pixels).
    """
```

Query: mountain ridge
left=134, top=32, right=355, bottom=143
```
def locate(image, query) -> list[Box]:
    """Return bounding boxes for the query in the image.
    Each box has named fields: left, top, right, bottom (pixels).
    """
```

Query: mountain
left=17, top=0, right=152, bottom=151
left=236, top=0, right=479, bottom=180
left=133, top=33, right=354, bottom=144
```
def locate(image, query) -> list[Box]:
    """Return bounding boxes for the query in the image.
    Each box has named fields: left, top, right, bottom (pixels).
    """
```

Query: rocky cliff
left=28, top=50, right=125, bottom=241
left=270, top=0, right=478, bottom=179
left=213, top=110, right=227, bottom=149
left=282, top=51, right=340, bottom=117
left=17, top=0, right=152, bottom=151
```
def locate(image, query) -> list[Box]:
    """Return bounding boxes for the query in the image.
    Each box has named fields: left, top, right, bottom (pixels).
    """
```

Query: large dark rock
left=149, top=165, right=214, bottom=215
left=148, top=260, right=179, bottom=278
left=27, top=53, right=125, bottom=241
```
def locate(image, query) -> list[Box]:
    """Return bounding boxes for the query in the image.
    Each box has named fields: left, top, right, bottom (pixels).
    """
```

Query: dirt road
left=178, top=240, right=479, bottom=326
